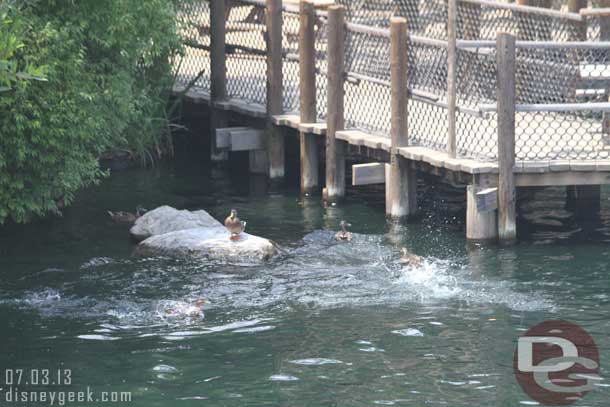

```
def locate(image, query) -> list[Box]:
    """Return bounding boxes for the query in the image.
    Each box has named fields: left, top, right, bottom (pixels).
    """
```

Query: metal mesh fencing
left=175, top=0, right=211, bottom=91
left=175, top=0, right=610, bottom=164
left=283, top=9, right=301, bottom=113
left=513, top=43, right=610, bottom=161
left=343, top=26, right=392, bottom=135
left=335, top=0, right=586, bottom=41
left=316, top=13, right=329, bottom=121
left=225, top=2, right=267, bottom=106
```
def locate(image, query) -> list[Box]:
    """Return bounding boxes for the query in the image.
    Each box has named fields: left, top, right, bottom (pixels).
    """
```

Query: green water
left=2, top=157, right=610, bottom=407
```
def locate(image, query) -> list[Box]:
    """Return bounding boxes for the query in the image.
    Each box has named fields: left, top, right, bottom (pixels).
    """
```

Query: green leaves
left=0, top=0, right=182, bottom=224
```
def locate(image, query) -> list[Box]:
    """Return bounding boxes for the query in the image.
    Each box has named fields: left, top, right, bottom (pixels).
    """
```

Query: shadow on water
left=1, top=142, right=610, bottom=405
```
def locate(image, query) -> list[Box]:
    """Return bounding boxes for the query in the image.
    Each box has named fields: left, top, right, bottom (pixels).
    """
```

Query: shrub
left=0, top=1, right=182, bottom=223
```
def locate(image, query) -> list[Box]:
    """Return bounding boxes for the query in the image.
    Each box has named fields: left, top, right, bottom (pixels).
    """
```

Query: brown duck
left=107, top=206, right=146, bottom=223
left=224, top=209, right=246, bottom=240
left=334, top=220, right=353, bottom=242
left=399, top=247, right=423, bottom=268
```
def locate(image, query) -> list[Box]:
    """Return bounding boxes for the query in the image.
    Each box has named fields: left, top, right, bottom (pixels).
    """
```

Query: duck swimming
left=224, top=209, right=246, bottom=240
left=157, top=298, right=206, bottom=320
left=399, top=247, right=423, bottom=268
left=334, top=220, right=353, bottom=242
left=107, top=206, right=146, bottom=223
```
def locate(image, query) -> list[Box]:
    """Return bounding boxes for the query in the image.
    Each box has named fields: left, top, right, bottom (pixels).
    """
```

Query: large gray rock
left=134, top=227, right=277, bottom=262
left=130, top=205, right=222, bottom=242
left=131, top=206, right=277, bottom=262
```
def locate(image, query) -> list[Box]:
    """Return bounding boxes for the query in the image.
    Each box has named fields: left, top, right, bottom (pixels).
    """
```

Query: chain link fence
left=175, top=0, right=211, bottom=91
left=175, top=0, right=610, bottom=163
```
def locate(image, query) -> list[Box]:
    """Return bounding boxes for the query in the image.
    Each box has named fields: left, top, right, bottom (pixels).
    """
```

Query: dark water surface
left=2, top=157, right=610, bottom=406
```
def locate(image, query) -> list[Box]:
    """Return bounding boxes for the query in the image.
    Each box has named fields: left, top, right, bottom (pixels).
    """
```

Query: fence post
left=325, top=5, right=346, bottom=201
left=496, top=32, right=516, bottom=241
left=267, top=0, right=285, bottom=180
left=210, top=0, right=228, bottom=161
left=447, top=0, right=457, bottom=158
left=299, top=0, right=319, bottom=195
left=568, top=0, right=587, bottom=40
left=388, top=17, right=416, bottom=218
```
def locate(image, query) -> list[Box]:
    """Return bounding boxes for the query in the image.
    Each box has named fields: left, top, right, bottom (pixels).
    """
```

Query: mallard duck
left=158, top=299, right=205, bottom=319
left=399, top=247, right=423, bottom=268
left=334, top=220, right=353, bottom=242
left=224, top=209, right=246, bottom=240
left=107, top=206, right=146, bottom=223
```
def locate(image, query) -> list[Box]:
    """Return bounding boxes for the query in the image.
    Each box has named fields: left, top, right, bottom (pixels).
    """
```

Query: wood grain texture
left=299, top=1, right=319, bottom=194
left=325, top=5, right=346, bottom=200
left=267, top=0, right=284, bottom=178
left=388, top=17, right=416, bottom=217
left=497, top=32, right=517, bottom=241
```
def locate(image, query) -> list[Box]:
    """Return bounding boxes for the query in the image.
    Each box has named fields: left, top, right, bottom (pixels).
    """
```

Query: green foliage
left=0, top=0, right=183, bottom=223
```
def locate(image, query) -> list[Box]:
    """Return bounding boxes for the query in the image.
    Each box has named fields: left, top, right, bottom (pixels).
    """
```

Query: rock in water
left=132, top=206, right=277, bottom=262
left=130, top=206, right=222, bottom=242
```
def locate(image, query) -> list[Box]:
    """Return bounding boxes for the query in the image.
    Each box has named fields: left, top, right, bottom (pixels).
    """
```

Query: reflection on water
left=1, top=161, right=610, bottom=406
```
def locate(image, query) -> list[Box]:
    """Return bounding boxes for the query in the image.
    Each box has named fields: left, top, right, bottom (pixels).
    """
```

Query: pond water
left=1, top=153, right=610, bottom=406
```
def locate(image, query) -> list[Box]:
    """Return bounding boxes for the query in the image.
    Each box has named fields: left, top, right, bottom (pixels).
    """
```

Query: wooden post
left=388, top=17, right=416, bottom=218
left=598, top=1, right=610, bottom=138
left=210, top=0, right=228, bottom=161
left=299, top=0, right=319, bottom=194
left=496, top=32, right=516, bottom=241
left=325, top=5, right=346, bottom=201
left=447, top=0, right=457, bottom=158
left=267, top=0, right=284, bottom=180
left=568, top=0, right=587, bottom=40
left=466, top=183, right=498, bottom=241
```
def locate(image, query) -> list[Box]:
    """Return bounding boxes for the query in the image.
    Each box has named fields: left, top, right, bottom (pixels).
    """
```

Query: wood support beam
left=210, top=0, right=228, bottom=161
left=467, top=184, right=498, bottom=241
left=387, top=17, right=417, bottom=218
left=267, top=0, right=284, bottom=179
left=299, top=0, right=319, bottom=195
left=216, top=128, right=266, bottom=151
left=352, top=163, right=387, bottom=186
left=497, top=32, right=517, bottom=241
left=325, top=5, right=346, bottom=201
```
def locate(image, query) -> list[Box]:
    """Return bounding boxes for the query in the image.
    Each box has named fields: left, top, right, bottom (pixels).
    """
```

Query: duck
left=159, top=298, right=206, bottom=319
left=399, top=247, right=423, bottom=268
left=334, top=220, right=353, bottom=242
left=224, top=209, right=246, bottom=240
left=107, top=206, right=146, bottom=223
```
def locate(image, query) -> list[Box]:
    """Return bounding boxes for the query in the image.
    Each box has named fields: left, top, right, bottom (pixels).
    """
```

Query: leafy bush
left=0, top=1, right=182, bottom=223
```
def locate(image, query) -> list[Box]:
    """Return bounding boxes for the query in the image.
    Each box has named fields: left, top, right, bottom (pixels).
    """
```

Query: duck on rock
left=334, top=220, right=353, bottom=242
left=224, top=209, right=247, bottom=241
left=108, top=206, right=147, bottom=224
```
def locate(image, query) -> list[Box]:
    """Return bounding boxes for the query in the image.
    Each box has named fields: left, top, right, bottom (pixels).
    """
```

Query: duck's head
left=195, top=298, right=206, bottom=307
left=230, top=209, right=237, bottom=218
left=340, top=220, right=351, bottom=230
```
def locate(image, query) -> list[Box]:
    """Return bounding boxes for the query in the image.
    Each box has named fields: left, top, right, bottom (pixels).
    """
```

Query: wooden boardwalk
left=174, top=0, right=610, bottom=241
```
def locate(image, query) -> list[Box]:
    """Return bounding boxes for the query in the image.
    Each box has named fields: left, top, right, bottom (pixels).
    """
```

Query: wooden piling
left=388, top=17, right=416, bottom=218
left=496, top=32, right=517, bottom=241
left=466, top=183, right=498, bottom=241
left=299, top=0, right=319, bottom=194
left=210, top=0, right=228, bottom=161
left=267, top=0, right=285, bottom=180
left=568, top=0, right=588, bottom=41
left=325, top=5, right=346, bottom=201
left=447, top=0, right=457, bottom=158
